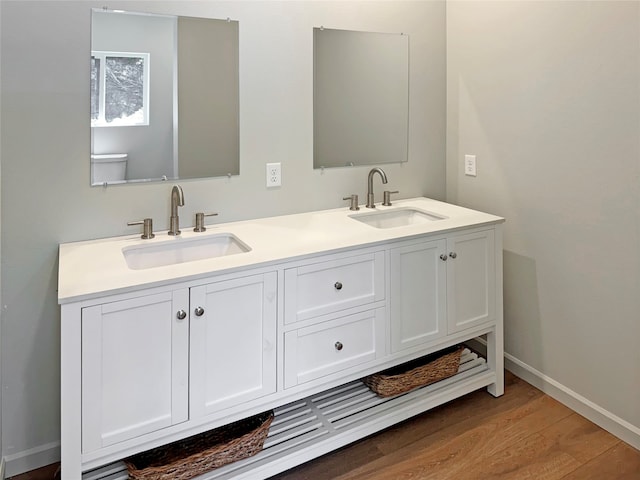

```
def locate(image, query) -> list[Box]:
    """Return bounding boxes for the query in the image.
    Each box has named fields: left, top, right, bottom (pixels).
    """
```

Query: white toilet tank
left=91, top=154, right=128, bottom=185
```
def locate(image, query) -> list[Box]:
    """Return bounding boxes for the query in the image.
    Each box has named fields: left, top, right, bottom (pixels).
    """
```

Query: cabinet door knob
left=176, top=310, right=187, bottom=320
left=449, top=252, right=457, bottom=259
left=335, top=341, right=343, bottom=351
left=439, top=254, right=448, bottom=261
left=334, top=281, right=343, bottom=290
left=194, top=306, right=205, bottom=317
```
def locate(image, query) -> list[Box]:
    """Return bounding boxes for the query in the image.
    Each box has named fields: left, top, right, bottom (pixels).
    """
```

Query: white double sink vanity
left=58, top=197, right=504, bottom=479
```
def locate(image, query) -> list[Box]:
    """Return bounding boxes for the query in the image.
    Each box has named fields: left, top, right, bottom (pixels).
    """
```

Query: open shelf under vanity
left=84, top=349, right=489, bottom=480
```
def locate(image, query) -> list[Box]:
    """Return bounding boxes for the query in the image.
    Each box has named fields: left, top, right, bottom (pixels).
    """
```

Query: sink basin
left=123, top=233, right=251, bottom=270
left=350, top=207, right=446, bottom=229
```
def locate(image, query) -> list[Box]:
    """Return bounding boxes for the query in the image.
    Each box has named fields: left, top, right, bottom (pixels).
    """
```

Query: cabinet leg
left=61, top=305, right=83, bottom=479
left=59, top=462, right=82, bottom=480
left=486, top=328, right=504, bottom=397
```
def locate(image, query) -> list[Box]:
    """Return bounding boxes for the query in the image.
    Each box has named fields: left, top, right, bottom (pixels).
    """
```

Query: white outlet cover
left=266, top=162, right=282, bottom=187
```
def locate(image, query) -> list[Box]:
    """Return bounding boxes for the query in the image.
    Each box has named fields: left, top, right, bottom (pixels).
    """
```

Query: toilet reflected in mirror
left=90, top=154, right=128, bottom=186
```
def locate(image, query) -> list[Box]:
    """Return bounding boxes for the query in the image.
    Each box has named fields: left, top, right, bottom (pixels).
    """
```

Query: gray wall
left=447, top=0, right=640, bottom=434
left=0, top=0, right=446, bottom=473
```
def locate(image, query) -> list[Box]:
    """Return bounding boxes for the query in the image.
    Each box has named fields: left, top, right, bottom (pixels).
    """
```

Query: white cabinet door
left=390, top=239, right=447, bottom=352
left=190, top=272, right=277, bottom=417
left=81, top=290, right=189, bottom=452
left=447, top=229, right=496, bottom=333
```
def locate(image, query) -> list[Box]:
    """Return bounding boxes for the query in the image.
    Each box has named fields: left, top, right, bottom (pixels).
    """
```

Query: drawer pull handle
left=176, top=310, right=187, bottom=320
left=439, top=254, right=448, bottom=261
left=334, top=281, right=343, bottom=290
left=449, top=252, right=457, bottom=259
left=335, top=341, right=344, bottom=351
left=194, top=306, right=205, bottom=317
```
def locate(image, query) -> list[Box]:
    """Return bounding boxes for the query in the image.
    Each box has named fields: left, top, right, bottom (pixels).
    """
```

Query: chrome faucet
left=366, top=167, right=388, bottom=208
left=168, top=185, right=184, bottom=235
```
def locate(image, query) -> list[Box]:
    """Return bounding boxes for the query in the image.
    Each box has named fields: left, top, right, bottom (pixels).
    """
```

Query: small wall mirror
left=90, top=9, right=239, bottom=186
left=313, top=27, right=409, bottom=169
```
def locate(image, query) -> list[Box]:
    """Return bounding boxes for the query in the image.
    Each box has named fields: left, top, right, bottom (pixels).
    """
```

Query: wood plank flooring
left=9, top=372, right=640, bottom=480
left=269, top=372, right=639, bottom=480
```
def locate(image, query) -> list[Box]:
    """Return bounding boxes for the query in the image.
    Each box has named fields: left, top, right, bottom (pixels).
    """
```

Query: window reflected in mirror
left=91, top=52, right=149, bottom=127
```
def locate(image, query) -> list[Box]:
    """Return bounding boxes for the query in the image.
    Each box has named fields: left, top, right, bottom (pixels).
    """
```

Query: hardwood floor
left=9, top=372, right=640, bottom=480
left=270, top=372, right=639, bottom=480
left=7, top=463, right=59, bottom=480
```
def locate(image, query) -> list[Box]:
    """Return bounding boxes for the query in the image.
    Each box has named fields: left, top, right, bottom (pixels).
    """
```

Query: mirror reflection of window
left=90, top=56, right=100, bottom=121
left=91, top=51, right=149, bottom=126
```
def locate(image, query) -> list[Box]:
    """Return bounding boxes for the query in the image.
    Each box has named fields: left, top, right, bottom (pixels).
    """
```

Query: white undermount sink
left=349, top=207, right=446, bottom=229
left=123, top=233, right=251, bottom=270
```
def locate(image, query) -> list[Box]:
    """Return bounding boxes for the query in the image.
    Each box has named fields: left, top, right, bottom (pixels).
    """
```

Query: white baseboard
left=3, top=441, right=59, bottom=478
left=504, top=352, right=640, bottom=451
left=466, top=338, right=640, bottom=451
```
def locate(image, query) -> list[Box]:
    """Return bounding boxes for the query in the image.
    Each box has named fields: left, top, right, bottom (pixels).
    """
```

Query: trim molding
left=3, top=441, right=59, bottom=478
left=467, top=338, right=640, bottom=451
left=1, top=457, right=6, bottom=480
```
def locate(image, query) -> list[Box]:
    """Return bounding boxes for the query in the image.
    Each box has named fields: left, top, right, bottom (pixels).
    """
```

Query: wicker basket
left=363, top=346, right=463, bottom=397
left=125, top=411, right=274, bottom=480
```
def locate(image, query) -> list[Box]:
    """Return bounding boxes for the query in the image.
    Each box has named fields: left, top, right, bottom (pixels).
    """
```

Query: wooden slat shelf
left=84, top=349, right=491, bottom=480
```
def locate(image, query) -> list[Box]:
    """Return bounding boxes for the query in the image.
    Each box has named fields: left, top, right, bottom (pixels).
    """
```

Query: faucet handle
left=342, top=194, right=360, bottom=211
left=382, top=190, right=399, bottom=206
left=128, top=218, right=155, bottom=239
left=194, top=212, right=219, bottom=232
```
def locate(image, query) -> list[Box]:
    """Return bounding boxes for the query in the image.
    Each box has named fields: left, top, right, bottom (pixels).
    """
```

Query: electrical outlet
left=464, top=155, right=477, bottom=177
left=266, top=162, right=282, bottom=187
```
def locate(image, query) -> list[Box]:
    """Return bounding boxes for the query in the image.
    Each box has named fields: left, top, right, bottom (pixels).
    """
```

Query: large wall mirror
left=90, top=9, right=239, bottom=186
left=313, top=27, right=409, bottom=169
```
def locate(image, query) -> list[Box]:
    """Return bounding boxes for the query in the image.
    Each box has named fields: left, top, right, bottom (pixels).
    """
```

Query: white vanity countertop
left=58, top=197, right=504, bottom=303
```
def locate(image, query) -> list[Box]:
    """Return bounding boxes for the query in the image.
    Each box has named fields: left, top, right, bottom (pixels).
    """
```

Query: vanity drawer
left=284, top=251, right=385, bottom=324
left=284, top=308, right=385, bottom=388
